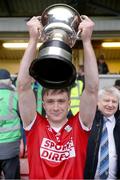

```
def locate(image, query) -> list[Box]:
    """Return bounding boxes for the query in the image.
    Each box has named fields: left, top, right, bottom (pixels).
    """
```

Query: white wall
left=99, top=74, right=120, bottom=89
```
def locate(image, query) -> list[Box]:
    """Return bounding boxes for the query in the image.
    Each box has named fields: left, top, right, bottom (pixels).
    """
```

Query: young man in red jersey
left=17, top=15, right=99, bottom=179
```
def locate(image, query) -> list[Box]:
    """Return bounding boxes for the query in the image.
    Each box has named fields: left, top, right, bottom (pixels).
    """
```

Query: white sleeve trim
left=79, top=116, right=91, bottom=131
left=24, top=114, right=37, bottom=131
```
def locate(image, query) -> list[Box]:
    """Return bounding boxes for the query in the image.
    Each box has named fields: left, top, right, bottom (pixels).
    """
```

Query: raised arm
left=17, top=17, right=43, bottom=128
left=78, top=16, right=99, bottom=128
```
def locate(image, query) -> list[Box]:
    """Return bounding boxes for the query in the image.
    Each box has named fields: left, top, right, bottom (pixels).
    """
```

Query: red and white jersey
left=26, top=113, right=90, bottom=179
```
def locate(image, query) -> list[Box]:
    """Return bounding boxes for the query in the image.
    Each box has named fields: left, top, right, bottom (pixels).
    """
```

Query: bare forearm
left=17, top=16, right=42, bottom=127
left=78, top=16, right=98, bottom=128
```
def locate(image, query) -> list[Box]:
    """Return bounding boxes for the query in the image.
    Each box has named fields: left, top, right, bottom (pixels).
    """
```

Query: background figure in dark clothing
left=114, top=79, right=120, bottom=91
left=97, top=54, right=109, bottom=74
left=84, top=86, right=120, bottom=179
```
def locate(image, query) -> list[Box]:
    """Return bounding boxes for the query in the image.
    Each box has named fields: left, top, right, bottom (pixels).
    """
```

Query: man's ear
left=97, top=101, right=99, bottom=107
left=68, top=99, right=71, bottom=108
left=42, top=101, right=45, bottom=109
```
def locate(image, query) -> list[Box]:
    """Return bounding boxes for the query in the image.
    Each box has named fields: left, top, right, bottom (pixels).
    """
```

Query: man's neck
left=48, top=118, right=68, bottom=129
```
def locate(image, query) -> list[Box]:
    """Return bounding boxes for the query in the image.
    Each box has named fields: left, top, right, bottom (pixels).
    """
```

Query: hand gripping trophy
left=29, top=4, right=81, bottom=89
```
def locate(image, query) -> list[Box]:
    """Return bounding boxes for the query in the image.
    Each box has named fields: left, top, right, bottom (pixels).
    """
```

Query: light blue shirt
left=95, top=115, right=117, bottom=179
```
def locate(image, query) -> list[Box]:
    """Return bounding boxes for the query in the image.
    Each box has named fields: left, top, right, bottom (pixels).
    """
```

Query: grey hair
left=98, top=86, right=120, bottom=107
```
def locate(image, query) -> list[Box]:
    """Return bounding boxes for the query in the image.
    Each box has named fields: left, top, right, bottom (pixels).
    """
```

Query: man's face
left=43, top=90, right=70, bottom=123
left=98, top=93, right=119, bottom=117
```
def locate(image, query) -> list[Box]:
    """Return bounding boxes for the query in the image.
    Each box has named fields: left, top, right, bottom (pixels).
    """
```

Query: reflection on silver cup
left=29, top=4, right=81, bottom=89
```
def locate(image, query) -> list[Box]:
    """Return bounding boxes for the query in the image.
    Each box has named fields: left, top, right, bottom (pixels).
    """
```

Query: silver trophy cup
left=29, top=4, right=81, bottom=89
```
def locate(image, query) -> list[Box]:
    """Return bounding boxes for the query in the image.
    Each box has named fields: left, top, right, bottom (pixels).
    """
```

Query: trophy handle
left=76, top=30, right=81, bottom=39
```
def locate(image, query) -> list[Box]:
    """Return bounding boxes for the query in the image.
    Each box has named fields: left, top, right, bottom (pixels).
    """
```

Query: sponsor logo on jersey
left=64, top=125, right=72, bottom=132
left=40, top=138, right=75, bottom=162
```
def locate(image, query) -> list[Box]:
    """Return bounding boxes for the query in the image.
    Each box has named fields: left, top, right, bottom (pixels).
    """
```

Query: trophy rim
left=41, top=3, right=80, bottom=24
left=42, top=3, right=80, bottom=13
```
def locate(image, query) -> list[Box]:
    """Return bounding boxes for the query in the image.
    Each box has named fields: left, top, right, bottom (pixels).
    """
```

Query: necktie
left=99, top=118, right=109, bottom=179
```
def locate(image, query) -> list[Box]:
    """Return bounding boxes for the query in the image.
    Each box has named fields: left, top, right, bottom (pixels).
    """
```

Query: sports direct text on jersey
left=40, top=138, right=76, bottom=162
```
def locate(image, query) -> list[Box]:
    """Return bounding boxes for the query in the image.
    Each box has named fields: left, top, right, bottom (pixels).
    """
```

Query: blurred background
left=1, top=1, right=120, bottom=178
left=0, top=0, right=120, bottom=79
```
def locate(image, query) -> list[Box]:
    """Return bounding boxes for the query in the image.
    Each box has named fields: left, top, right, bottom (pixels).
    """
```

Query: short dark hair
left=114, top=79, right=120, bottom=91
left=98, top=54, right=105, bottom=60
left=114, top=79, right=120, bottom=87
